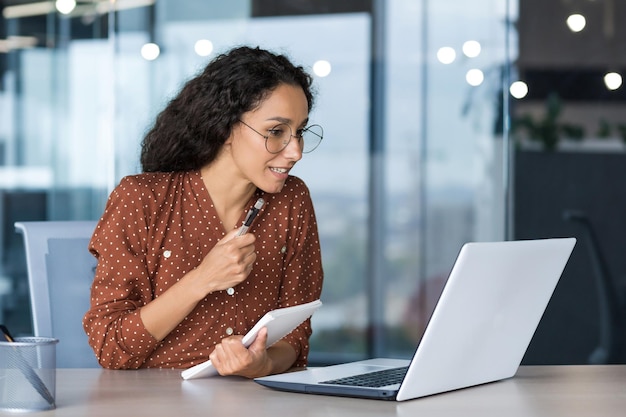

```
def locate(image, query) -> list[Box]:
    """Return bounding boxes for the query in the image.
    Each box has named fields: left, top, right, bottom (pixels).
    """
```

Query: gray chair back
left=15, top=221, right=99, bottom=368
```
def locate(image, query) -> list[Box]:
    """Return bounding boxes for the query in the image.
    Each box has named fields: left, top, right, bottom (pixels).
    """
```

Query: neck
left=200, top=157, right=257, bottom=223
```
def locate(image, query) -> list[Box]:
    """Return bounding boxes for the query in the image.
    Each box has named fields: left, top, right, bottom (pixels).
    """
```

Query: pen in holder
left=0, top=325, right=58, bottom=412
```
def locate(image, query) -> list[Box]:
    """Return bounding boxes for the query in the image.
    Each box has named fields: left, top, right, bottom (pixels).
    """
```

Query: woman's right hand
left=139, top=229, right=256, bottom=342
left=188, top=229, right=257, bottom=299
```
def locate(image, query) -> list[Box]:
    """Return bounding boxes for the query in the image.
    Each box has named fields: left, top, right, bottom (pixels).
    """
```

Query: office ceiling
left=518, top=0, right=626, bottom=102
left=519, top=0, right=626, bottom=68
left=2, top=0, right=625, bottom=101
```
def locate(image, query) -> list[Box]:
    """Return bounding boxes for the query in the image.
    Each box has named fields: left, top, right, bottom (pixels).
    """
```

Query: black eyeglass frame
left=238, top=119, right=323, bottom=154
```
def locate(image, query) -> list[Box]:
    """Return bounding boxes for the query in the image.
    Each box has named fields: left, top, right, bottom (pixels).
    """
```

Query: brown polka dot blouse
left=82, top=171, right=324, bottom=369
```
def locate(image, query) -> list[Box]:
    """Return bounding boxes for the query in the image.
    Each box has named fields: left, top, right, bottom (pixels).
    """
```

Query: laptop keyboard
left=320, top=366, right=409, bottom=388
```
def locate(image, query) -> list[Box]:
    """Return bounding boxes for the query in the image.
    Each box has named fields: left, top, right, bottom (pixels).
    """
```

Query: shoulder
left=281, top=175, right=312, bottom=198
left=116, top=171, right=184, bottom=189
left=113, top=171, right=197, bottom=197
left=106, top=172, right=199, bottom=213
left=265, top=175, right=316, bottom=216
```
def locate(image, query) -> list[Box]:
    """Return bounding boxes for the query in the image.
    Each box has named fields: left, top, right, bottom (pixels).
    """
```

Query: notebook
left=255, top=238, right=576, bottom=401
left=181, top=299, right=322, bottom=380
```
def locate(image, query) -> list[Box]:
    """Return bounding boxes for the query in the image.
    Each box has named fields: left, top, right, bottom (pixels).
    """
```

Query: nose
left=281, top=135, right=303, bottom=161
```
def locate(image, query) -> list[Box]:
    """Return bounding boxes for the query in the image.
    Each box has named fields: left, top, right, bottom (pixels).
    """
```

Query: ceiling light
left=0, top=36, right=39, bottom=53
left=56, top=0, right=76, bottom=15
left=466, top=69, right=484, bottom=86
left=2, top=2, right=56, bottom=19
left=604, top=72, right=623, bottom=91
left=141, top=43, right=160, bottom=61
left=566, top=14, right=586, bottom=32
left=437, top=47, right=456, bottom=64
left=509, top=81, right=529, bottom=99
left=462, top=40, right=481, bottom=58
left=194, top=39, right=213, bottom=57
left=3, top=0, right=156, bottom=19
left=313, top=60, right=332, bottom=77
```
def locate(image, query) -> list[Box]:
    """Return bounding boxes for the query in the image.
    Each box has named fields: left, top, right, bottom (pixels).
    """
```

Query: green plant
left=512, top=93, right=586, bottom=151
left=596, top=118, right=613, bottom=138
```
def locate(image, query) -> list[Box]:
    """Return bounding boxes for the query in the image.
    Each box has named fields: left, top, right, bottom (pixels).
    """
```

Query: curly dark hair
left=140, top=46, right=315, bottom=172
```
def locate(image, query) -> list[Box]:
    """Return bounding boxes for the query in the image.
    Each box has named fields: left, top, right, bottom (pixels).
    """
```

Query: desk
left=2, top=365, right=625, bottom=416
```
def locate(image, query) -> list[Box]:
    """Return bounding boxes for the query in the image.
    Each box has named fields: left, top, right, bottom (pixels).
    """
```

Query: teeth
left=271, top=168, right=288, bottom=173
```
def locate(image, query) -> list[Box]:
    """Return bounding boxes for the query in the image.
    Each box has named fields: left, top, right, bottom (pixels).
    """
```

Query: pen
left=0, top=324, right=55, bottom=407
left=237, top=198, right=265, bottom=236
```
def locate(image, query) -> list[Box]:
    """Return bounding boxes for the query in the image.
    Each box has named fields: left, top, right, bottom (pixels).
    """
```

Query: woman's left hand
left=209, top=327, right=272, bottom=378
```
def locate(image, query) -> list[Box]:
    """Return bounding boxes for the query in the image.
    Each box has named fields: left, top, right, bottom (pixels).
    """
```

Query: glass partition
left=513, top=0, right=626, bottom=365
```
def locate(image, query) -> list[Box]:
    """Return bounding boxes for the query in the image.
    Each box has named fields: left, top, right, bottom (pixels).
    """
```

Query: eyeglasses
left=239, top=120, right=323, bottom=154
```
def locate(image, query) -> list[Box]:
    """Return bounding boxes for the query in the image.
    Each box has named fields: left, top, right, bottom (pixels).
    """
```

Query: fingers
left=193, top=231, right=257, bottom=295
left=209, top=328, right=269, bottom=378
left=209, top=336, right=251, bottom=375
left=248, top=327, right=268, bottom=353
left=219, top=232, right=257, bottom=274
left=219, top=228, right=256, bottom=247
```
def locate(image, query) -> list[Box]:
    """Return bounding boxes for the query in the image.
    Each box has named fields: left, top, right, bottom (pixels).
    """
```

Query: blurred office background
left=0, top=0, right=624, bottom=365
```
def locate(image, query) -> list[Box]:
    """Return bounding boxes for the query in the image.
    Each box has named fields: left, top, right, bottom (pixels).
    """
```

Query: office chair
left=15, top=220, right=100, bottom=368
left=563, top=210, right=626, bottom=364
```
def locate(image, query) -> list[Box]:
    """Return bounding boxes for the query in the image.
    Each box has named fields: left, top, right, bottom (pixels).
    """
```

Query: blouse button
left=163, top=250, right=172, bottom=259
left=226, top=287, right=235, bottom=296
left=226, top=327, right=234, bottom=336
left=280, top=246, right=287, bottom=254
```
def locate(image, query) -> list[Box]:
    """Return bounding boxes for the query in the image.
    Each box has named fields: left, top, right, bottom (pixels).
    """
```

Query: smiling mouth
left=270, top=167, right=289, bottom=174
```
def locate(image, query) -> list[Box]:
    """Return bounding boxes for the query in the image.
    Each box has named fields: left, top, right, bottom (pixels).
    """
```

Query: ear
left=224, top=132, right=235, bottom=149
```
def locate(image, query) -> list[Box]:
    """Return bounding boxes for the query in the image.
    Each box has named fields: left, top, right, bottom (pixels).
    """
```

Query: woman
left=83, top=46, right=324, bottom=378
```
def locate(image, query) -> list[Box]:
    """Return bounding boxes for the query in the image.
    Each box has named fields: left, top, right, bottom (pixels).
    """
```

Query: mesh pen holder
left=0, top=337, right=59, bottom=412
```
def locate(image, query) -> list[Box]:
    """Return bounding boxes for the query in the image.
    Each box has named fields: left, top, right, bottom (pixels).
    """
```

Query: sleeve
left=82, top=176, right=160, bottom=369
left=277, top=178, right=324, bottom=368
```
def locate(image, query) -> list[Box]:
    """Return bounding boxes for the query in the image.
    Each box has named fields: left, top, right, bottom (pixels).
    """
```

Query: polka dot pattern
left=82, top=171, right=324, bottom=369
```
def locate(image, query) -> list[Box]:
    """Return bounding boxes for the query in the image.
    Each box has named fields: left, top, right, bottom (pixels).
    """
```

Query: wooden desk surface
left=3, top=365, right=625, bottom=416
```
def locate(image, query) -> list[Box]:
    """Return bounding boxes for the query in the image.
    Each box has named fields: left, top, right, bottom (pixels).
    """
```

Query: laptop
left=255, top=238, right=576, bottom=401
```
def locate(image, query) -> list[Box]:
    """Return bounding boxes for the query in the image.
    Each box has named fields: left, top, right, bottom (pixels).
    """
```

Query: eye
left=294, top=128, right=305, bottom=139
left=267, top=125, right=287, bottom=138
